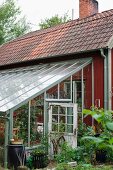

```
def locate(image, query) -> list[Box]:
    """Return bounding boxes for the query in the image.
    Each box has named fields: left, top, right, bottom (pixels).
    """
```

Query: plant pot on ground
left=94, top=134, right=107, bottom=163
left=31, top=145, right=49, bottom=169
left=96, top=149, right=107, bottom=163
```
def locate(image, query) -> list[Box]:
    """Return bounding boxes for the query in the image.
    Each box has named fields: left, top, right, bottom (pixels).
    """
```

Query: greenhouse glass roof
left=0, top=58, right=92, bottom=112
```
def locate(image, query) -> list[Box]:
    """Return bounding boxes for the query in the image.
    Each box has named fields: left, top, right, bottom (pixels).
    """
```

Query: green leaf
left=81, top=136, right=104, bottom=144
left=106, top=122, right=113, bottom=131
left=83, top=109, right=97, bottom=116
left=92, top=114, right=102, bottom=123
left=107, top=144, right=113, bottom=150
left=83, top=109, right=91, bottom=115
left=108, top=138, right=113, bottom=145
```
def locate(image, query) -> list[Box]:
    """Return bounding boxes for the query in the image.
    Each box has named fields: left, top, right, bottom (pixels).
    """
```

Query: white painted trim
left=107, top=35, right=113, bottom=49
left=28, top=100, right=31, bottom=147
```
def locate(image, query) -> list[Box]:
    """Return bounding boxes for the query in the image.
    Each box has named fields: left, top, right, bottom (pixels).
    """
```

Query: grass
left=56, top=163, right=113, bottom=170
left=74, top=165, right=113, bottom=170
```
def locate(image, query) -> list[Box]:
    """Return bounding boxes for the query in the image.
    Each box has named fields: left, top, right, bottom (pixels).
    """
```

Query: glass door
left=48, top=103, right=77, bottom=155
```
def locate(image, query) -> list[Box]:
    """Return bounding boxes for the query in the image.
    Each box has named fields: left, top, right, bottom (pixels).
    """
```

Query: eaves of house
left=0, top=9, right=113, bottom=67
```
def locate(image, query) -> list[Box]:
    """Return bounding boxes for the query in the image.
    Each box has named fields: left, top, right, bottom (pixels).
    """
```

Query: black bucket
left=8, top=144, right=26, bottom=170
left=96, top=150, right=107, bottom=163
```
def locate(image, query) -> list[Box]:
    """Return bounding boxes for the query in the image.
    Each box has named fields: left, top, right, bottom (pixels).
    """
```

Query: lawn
left=56, top=163, right=113, bottom=170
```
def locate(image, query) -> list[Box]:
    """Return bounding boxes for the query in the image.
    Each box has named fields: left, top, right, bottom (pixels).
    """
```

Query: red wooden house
left=0, top=0, right=113, bottom=166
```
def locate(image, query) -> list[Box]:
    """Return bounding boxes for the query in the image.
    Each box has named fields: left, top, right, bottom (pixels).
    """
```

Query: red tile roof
left=0, top=9, right=113, bottom=66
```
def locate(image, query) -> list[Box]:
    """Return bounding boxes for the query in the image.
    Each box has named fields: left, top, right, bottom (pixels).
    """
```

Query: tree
left=39, top=13, right=70, bottom=29
left=0, top=0, right=30, bottom=45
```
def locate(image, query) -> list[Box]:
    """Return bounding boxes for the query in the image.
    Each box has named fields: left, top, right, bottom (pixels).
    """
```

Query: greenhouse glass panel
left=0, top=58, right=92, bottom=112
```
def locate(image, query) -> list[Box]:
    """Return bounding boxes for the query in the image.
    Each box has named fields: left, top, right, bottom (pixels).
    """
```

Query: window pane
left=52, top=115, right=58, bottom=123
left=59, top=115, right=65, bottom=123
left=59, top=77, right=71, bottom=99
left=46, top=85, right=58, bottom=99
left=52, top=123, right=58, bottom=131
left=59, top=124, right=65, bottom=132
left=67, top=125, right=73, bottom=133
left=67, top=116, right=73, bottom=124
left=67, top=107, right=73, bottom=115
left=52, top=106, right=58, bottom=114
left=59, top=107, right=66, bottom=115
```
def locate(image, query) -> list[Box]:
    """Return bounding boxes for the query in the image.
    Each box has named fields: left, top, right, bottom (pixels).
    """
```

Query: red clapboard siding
left=93, top=55, right=104, bottom=108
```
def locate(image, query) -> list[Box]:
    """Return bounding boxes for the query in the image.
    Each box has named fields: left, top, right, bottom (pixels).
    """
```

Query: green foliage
left=39, top=13, right=70, bottom=29
left=31, top=143, right=49, bottom=168
left=31, top=135, right=49, bottom=155
left=32, top=145, right=46, bottom=155
left=55, top=142, right=75, bottom=163
left=74, top=164, right=93, bottom=170
left=56, top=163, right=74, bottom=170
left=83, top=107, right=113, bottom=126
left=26, top=155, right=33, bottom=169
left=54, top=107, right=113, bottom=165
left=56, top=164, right=113, bottom=170
left=81, top=107, right=113, bottom=163
left=40, top=135, right=49, bottom=153
left=72, top=146, right=87, bottom=163
left=77, top=121, right=95, bottom=146
left=74, top=165, right=113, bottom=170
left=14, top=103, right=40, bottom=144
left=0, top=0, right=30, bottom=45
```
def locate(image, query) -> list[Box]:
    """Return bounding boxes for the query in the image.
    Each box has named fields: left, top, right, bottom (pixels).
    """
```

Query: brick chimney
left=79, top=0, right=98, bottom=19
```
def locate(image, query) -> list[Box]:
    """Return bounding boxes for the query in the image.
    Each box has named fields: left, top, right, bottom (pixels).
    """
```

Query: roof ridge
left=1, top=8, right=113, bottom=47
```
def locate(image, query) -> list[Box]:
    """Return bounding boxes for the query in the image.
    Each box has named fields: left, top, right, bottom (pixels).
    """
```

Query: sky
left=0, top=0, right=113, bottom=30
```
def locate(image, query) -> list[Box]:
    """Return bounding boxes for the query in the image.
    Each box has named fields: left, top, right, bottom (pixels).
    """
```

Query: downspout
left=100, top=49, right=108, bottom=110
left=108, top=49, right=112, bottom=110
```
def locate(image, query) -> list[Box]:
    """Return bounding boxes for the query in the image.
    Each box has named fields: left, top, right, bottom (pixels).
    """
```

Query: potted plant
left=31, top=144, right=49, bottom=169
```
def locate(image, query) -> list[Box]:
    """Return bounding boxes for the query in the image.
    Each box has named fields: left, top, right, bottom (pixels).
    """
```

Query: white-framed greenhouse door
left=48, top=103, right=78, bottom=149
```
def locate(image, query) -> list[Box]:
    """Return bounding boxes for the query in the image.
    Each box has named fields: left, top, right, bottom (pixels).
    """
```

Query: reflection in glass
left=67, top=107, right=73, bottom=115
left=59, top=78, right=71, bottom=99
left=52, top=106, right=58, bottom=114
left=52, top=123, right=58, bottom=131
left=51, top=105, right=74, bottom=134
left=52, top=115, right=58, bottom=123
left=59, top=107, right=66, bottom=115
left=59, top=123, right=65, bottom=132
left=46, top=85, right=58, bottom=99
left=67, top=116, right=73, bottom=124
left=59, top=116, right=65, bottom=123
left=67, top=125, right=73, bottom=133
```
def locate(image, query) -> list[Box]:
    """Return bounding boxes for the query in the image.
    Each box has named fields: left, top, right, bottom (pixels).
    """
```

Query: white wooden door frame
left=48, top=102, right=78, bottom=156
